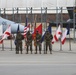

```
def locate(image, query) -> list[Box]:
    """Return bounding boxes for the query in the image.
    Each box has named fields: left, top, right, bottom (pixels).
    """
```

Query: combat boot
left=45, top=51, right=47, bottom=54
left=26, top=49, right=28, bottom=54
left=30, top=49, right=32, bottom=54
left=50, top=51, right=52, bottom=54
left=35, top=49, right=37, bottom=54
left=26, top=52, right=28, bottom=54
left=45, top=50, right=47, bottom=54
left=16, top=51, right=17, bottom=54
left=16, top=51, right=19, bottom=54
left=39, top=51, right=41, bottom=54
left=21, top=51, right=22, bottom=54
left=31, top=51, right=32, bottom=54
left=35, top=51, right=37, bottom=54
left=44, top=50, right=46, bottom=54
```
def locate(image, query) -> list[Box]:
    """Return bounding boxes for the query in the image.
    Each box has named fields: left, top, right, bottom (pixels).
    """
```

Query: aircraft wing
left=0, top=17, right=24, bottom=34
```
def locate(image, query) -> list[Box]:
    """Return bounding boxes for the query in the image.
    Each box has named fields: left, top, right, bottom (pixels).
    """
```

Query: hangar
left=0, top=0, right=76, bottom=41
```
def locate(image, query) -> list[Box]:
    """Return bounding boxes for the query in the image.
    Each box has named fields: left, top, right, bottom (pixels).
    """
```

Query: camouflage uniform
left=26, top=31, right=33, bottom=54
left=35, top=31, right=42, bottom=54
left=44, top=31, right=53, bottom=54
left=15, top=31, right=23, bottom=54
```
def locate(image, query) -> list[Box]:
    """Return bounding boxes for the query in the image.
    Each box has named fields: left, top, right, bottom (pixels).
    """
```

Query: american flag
left=24, top=24, right=30, bottom=38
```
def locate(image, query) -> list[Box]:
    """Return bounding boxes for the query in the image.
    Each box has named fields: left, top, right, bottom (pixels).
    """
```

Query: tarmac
left=0, top=39, right=76, bottom=65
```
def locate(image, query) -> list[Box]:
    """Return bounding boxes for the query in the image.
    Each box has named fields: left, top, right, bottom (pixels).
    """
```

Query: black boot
left=16, top=51, right=19, bottom=54
left=35, top=51, right=37, bottom=54
left=31, top=51, right=32, bottom=54
left=50, top=51, right=52, bottom=54
left=21, top=51, right=22, bottom=54
left=26, top=50, right=28, bottom=54
left=35, top=49, right=37, bottom=54
left=39, top=51, right=41, bottom=54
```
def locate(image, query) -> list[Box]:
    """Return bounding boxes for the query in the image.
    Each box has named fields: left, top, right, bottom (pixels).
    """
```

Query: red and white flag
left=61, top=29, right=68, bottom=44
left=0, top=25, right=11, bottom=44
left=52, top=25, right=62, bottom=44
left=24, top=24, right=30, bottom=38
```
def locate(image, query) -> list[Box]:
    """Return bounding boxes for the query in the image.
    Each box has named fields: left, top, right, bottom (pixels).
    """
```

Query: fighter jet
left=0, top=17, right=24, bottom=34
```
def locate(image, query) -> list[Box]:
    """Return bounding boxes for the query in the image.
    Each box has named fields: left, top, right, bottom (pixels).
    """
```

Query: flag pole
left=9, top=25, right=12, bottom=51
left=1, top=25, right=4, bottom=51
left=60, top=24, right=62, bottom=51
left=60, top=7, right=63, bottom=51
left=33, top=14, right=37, bottom=47
left=67, top=19, right=71, bottom=51
left=24, top=7, right=28, bottom=51
left=2, top=42, right=4, bottom=51
left=68, top=23, right=71, bottom=51
left=10, top=35, right=12, bottom=51
left=34, top=15, right=37, bottom=31
left=69, top=30, right=71, bottom=51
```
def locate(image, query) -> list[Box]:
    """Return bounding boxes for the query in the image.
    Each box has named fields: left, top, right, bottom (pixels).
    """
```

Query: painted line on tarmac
left=0, top=61, right=76, bottom=64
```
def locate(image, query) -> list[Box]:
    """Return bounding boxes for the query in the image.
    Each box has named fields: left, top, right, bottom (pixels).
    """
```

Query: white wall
left=0, top=0, right=75, bottom=8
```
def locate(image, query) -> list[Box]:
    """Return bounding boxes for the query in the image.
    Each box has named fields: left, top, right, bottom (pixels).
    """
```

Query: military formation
left=15, top=30, right=53, bottom=54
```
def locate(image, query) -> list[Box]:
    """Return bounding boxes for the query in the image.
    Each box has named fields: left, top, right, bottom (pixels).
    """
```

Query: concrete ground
left=0, top=40, right=76, bottom=75
left=0, top=40, right=76, bottom=64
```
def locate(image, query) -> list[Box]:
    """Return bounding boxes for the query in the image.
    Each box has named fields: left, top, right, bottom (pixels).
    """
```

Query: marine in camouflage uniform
left=35, top=31, right=42, bottom=54
left=26, top=31, right=33, bottom=54
left=15, top=30, right=23, bottom=54
left=44, top=31, right=53, bottom=54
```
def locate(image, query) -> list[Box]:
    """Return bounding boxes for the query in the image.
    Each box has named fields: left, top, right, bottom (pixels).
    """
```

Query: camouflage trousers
left=35, top=43, right=41, bottom=54
left=26, top=43, right=32, bottom=54
left=44, top=43, right=52, bottom=54
left=16, top=42, right=22, bottom=54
